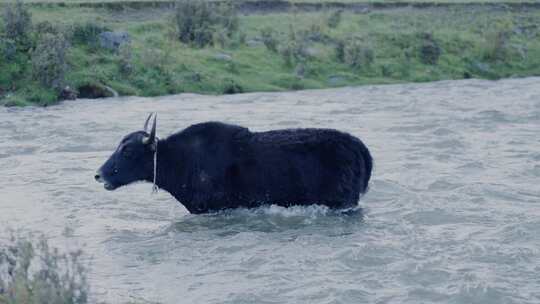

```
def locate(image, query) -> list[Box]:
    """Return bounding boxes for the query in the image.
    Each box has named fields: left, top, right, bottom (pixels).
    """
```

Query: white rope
left=152, top=139, right=159, bottom=194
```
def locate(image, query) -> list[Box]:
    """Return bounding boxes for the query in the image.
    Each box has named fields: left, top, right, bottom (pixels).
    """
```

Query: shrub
left=118, top=43, right=133, bottom=76
left=482, top=29, right=511, bottom=62
left=0, top=233, right=89, bottom=303
left=1, top=94, right=28, bottom=107
left=327, top=10, right=343, bottom=29
left=31, top=33, right=70, bottom=92
left=260, top=27, right=278, bottom=53
left=222, top=78, right=243, bottom=94
left=335, top=40, right=345, bottom=62
left=418, top=33, right=441, bottom=65
left=339, top=38, right=375, bottom=69
left=0, top=61, right=23, bottom=91
left=214, top=29, right=230, bottom=48
left=71, top=22, right=109, bottom=48
left=0, top=39, right=27, bottom=92
left=2, top=1, right=32, bottom=49
left=0, top=38, right=17, bottom=61
left=173, top=0, right=215, bottom=48
left=22, top=84, right=58, bottom=106
left=173, top=0, right=239, bottom=48
left=226, top=61, right=239, bottom=74
left=139, top=46, right=173, bottom=74
left=238, top=31, right=246, bottom=45
left=34, top=21, right=61, bottom=37
left=290, top=77, right=304, bottom=90
left=215, top=1, right=239, bottom=38
left=304, top=23, right=326, bottom=43
left=279, top=26, right=309, bottom=67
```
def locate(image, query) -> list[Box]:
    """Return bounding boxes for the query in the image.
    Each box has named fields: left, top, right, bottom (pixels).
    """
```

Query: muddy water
left=1, top=78, right=540, bottom=303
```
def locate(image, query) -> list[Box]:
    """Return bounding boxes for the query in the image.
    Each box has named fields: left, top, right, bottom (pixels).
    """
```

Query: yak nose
left=95, top=171, right=103, bottom=182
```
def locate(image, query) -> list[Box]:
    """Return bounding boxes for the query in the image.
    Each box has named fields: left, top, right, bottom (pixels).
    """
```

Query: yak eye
left=121, top=146, right=133, bottom=157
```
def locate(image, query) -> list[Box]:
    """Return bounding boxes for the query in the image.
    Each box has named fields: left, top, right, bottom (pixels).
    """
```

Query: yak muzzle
left=95, top=170, right=117, bottom=191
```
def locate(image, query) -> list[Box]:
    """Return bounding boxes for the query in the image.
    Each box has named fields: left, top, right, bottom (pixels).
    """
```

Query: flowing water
left=1, top=78, right=540, bottom=303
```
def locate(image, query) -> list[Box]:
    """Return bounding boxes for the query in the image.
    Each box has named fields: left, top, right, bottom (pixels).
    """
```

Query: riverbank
left=1, top=0, right=540, bottom=106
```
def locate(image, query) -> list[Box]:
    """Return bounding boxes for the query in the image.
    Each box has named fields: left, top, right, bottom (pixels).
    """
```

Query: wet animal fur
left=151, top=122, right=372, bottom=213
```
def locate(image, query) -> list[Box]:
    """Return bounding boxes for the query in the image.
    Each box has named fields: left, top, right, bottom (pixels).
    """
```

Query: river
left=1, top=78, right=539, bottom=303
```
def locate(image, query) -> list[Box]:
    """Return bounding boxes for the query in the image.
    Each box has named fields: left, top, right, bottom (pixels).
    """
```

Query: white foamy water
left=1, top=78, right=540, bottom=303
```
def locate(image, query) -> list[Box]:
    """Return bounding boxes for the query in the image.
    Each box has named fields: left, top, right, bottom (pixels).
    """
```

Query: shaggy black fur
left=96, top=121, right=372, bottom=214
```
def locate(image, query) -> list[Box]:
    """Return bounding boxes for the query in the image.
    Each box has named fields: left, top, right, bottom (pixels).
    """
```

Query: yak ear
left=142, top=114, right=157, bottom=149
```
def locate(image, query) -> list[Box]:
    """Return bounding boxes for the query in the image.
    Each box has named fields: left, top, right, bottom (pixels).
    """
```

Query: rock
left=98, top=31, right=131, bottom=51
left=213, top=52, right=233, bottom=61
left=304, top=47, right=320, bottom=58
left=246, top=39, right=262, bottom=47
left=59, top=86, right=77, bottom=101
left=77, top=83, right=118, bottom=99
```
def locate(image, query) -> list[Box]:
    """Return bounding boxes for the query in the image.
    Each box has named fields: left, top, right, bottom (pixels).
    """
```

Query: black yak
left=95, top=113, right=372, bottom=214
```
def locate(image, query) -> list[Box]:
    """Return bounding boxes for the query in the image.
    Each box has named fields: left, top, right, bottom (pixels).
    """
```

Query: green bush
left=279, top=27, right=309, bottom=67
left=34, top=21, right=61, bottom=37
left=173, top=0, right=215, bottom=48
left=214, top=29, right=230, bottom=48
left=327, top=10, right=343, bottom=29
left=418, top=33, right=441, bottom=65
left=335, top=40, right=345, bottom=63
left=172, top=0, right=239, bottom=48
left=2, top=1, right=32, bottom=49
left=260, top=27, right=278, bottom=53
left=482, top=29, right=512, bottom=62
left=1, top=94, right=29, bottom=107
left=0, top=60, right=24, bottom=91
left=341, top=39, right=375, bottom=69
left=0, top=39, right=29, bottom=92
left=31, top=33, right=70, bottom=92
left=23, top=84, right=58, bottom=106
left=71, top=22, right=109, bottom=48
left=118, top=43, right=133, bottom=76
left=0, top=234, right=89, bottom=303
left=0, top=38, right=18, bottom=61
left=215, top=1, right=239, bottom=38
left=222, top=78, right=243, bottom=94
left=304, top=23, right=327, bottom=43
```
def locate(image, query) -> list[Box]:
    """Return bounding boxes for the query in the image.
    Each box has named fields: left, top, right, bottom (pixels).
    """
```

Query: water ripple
left=1, top=78, right=540, bottom=303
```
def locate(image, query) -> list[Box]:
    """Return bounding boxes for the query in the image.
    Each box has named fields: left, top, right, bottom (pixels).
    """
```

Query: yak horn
left=143, top=114, right=157, bottom=145
left=143, top=112, right=154, bottom=132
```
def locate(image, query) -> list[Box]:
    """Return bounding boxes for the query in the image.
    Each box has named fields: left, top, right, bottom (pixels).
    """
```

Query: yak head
left=95, top=113, right=158, bottom=191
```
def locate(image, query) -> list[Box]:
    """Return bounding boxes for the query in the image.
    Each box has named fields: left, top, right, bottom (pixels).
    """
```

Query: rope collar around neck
left=152, top=139, right=159, bottom=194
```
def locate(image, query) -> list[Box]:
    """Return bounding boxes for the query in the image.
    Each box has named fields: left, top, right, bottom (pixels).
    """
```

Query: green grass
left=2, top=4, right=540, bottom=106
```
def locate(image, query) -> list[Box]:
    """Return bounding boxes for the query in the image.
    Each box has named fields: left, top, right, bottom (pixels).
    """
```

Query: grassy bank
left=1, top=1, right=540, bottom=106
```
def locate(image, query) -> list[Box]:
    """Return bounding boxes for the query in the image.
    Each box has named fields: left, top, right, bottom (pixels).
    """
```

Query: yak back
left=160, top=122, right=371, bottom=212
left=247, top=128, right=370, bottom=204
